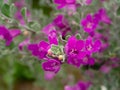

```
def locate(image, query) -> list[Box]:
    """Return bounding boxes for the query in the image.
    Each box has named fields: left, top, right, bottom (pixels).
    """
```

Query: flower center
left=70, top=49, right=78, bottom=54
left=87, top=22, right=93, bottom=29
left=87, top=45, right=92, bottom=51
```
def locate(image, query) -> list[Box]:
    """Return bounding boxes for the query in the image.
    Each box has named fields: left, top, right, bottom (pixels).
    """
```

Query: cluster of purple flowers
left=81, top=8, right=111, bottom=33
left=26, top=13, right=102, bottom=76
left=42, top=14, right=71, bottom=38
left=65, top=36, right=101, bottom=67
left=24, top=1, right=112, bottom=80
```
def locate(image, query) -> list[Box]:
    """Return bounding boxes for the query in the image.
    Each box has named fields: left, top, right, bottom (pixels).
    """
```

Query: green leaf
left=10, top=4, right=17, bottom=17
left=1, top=4, right=11, bottom=17
left=28, top=21, right=41, bottom=31
left=75, top=33, right=82, bottom=40
left=51, top=45, right=63, bottom=55
left=21, top=7, right=27, bottom=20
left=117, top=6, right=120, bottom=16
left=0, top=0, right=4, bottom=8
left=65, top=35, right=71, bottom=41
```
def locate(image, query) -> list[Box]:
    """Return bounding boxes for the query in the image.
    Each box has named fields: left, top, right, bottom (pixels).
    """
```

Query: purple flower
left=53, top=0, right=76, bottom=9
left=94, top=8, right=112, bottom=24
left=65, top=4, right=79, bottom=15
left=42, top=59, right=61, bottom=73
left=42, top=23, right=55, bottom=35
left=100, top=64, right=111, bottom=74
left=77, top=81, right=91, bottom=90
left=28, top=41, right=49, bottom=59
left=81, top=14, right=99, bottom=33
left=15, top=0, right=25, bottom=9
left=85, top=0, right=93, bottom=5
left=9, top=29, right=21, bottom=38
left=85, top=37, right=101, bottom=55
left=65, top=36, right=86, bottom=67
left=89, top=31, right=110, bottom=52
left=48, top=30, right=58, bottom=45
left=0, top=26, right=21, bottom=46
left=53, top=14, right=71, bottom=38
left=81, top=55, right=95, bottom=66
left=64, top=81, right=91, bottom=90
left=28, top=29, right=58, bottom=59
left=44, top=71, right=56, bottom=80
left=53, top=14, right=67, bottom=29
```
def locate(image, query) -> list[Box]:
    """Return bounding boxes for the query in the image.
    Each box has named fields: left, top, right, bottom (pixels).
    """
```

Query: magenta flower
left=85, top=0, right=93, bottom=5
left=48, top=30, right=58, bottom=45
left=53, top=14, right=71, bottom=38
left=89, top=31, right=110, bottom=52
left=42, top=14, right=71, bottom=38
left=42, top=59, right=61, bottom=73
left=9, top=29, right=21, bottom=38
left=65, top=36, right=86, bottom=67
left=81, top=56, right=95, bottom=66
left=28, top=29, right=58, bottom=59
left=44, top=71, right=56, bottom=80
left=81, top=14, right=99, bottom=32
left=81, top=14, right=99, bottom=33
left=94, top=8, right=111, bottom=24
left=85, top=37, right=101, bottom=55
left=53, top=0, right=76, bottom=9
left=64, top=81, right=91, bottom=90
left=100, top=64, right=111, bottom=74
left=15, top=0, right=25, bottom=9
left=42, top=23, right=55, bottom=35
left=53, top=14, right=67, bottom=29
left=0, top=26, right=21, bottom=46
left=28, top=41, right=49, bottom=59
left=65, top=4, right=79, bottom=15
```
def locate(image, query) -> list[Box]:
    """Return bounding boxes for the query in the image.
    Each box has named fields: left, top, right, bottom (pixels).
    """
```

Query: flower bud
left=23, top=30, right=30, bottom=36
left=58, top=55, right=63, bottom=61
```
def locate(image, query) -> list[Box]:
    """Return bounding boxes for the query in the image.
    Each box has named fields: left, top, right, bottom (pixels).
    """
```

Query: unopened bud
left=23, top=30, right=30, bottom=36
left=58, top=55, right=63, bottom=61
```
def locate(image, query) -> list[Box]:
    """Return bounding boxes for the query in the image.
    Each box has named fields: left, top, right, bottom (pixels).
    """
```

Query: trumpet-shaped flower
left=65, top=36, right=86, bottom=67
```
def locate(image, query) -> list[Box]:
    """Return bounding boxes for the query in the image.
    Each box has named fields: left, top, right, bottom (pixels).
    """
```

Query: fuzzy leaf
left=51, top=45, right=63, bottom=55
left=117, top=6, right=120, bottom=16
left=1, top=4, right=11, bottom=17
left=21, top=7, right=27, bottom=20
left=75, top=33, right=82, bottom=40
left=10, top=4, right=17, bottom=17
